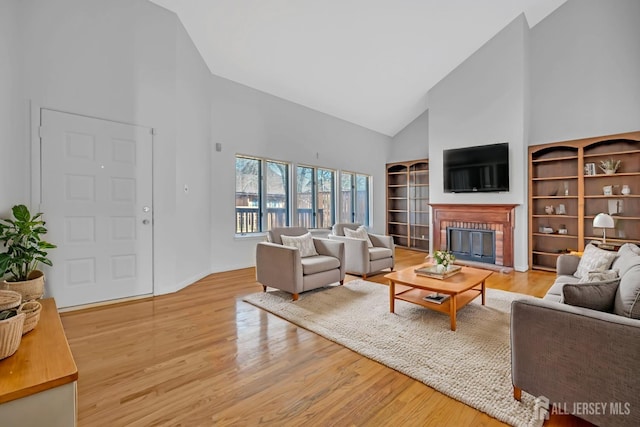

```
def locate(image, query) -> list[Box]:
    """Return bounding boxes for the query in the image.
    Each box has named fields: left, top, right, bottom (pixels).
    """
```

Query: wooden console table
left=0, top=298, right=78, bottom=426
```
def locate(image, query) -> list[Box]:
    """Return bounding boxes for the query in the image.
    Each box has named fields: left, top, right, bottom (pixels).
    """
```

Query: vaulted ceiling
left=149, top=0, right=566, bottom=136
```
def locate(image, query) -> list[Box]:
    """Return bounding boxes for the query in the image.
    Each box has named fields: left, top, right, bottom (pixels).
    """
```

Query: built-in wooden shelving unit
left=529, top=131, right=640, bottom=271
left=386, top=159, right=429, bottom=251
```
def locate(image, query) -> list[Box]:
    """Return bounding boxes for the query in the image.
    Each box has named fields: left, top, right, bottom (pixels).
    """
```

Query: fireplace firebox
left=447, top=227, right=496, bottom=264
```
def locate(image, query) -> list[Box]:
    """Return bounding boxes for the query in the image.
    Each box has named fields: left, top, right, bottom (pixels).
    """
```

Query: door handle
left=142, top=219, right=150, bottom=225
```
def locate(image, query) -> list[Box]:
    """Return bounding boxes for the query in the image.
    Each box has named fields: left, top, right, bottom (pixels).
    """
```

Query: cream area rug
left=243, top=279, right=542, bottom=427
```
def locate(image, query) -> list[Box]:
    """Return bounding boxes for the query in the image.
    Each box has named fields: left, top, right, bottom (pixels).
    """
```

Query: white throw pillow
left=281, top=232, right=318, bottom=257
left=574, top=244, right=617, bottom=279
left=344, top=226, right=373, bottom=248
left=578, top=269, right=618, bottom=283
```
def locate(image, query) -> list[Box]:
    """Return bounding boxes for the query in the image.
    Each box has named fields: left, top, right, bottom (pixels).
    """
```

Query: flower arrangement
left=599, top=158, right=621, bottom=174
left=433, top=250, right=455, bottom=268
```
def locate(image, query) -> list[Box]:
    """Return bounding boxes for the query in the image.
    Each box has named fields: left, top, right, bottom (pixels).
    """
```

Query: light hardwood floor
left=60, top=248, right=593, bottom=426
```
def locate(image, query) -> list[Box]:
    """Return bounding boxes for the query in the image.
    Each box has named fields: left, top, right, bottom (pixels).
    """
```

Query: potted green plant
left=0, top=205, right=56, bottom=301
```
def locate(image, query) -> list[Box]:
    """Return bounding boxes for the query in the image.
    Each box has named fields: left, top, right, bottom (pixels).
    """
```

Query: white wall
left=174, top=22, right=213, bottom=290
left=4, top=0, right=392, bottom=294
left=210, top=75, right=391, bottom=272
left=14, top=0, right=212, bottom=295
left=389, top=110, right=429, bottom=163
left=0, top=0, right=27, bottom=213
left=427, top=15, right=529, bottom=271
left=529, top=0, right=640, bottom=144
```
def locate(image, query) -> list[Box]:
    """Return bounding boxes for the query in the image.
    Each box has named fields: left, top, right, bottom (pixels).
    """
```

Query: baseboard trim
left=58, top=293, right=153, bottom=312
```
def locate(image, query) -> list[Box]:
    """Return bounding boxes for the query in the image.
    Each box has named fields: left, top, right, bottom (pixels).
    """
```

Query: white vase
left=621, top=185, right=631, bottom=195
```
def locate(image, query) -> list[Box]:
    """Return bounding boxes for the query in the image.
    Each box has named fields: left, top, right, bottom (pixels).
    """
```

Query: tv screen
left=443, top=142, right=509, bottom=193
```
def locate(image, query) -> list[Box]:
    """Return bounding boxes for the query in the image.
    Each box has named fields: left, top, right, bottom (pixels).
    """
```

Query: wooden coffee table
left=385, top=264, right=493, bottom=331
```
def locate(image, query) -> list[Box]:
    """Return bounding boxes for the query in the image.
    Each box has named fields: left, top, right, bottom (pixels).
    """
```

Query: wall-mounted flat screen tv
left=443, top=142, right=509, bottom=193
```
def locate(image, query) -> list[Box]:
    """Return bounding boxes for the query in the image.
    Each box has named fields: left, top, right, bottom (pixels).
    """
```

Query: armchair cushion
left=562, top=278, right=620, bottom=312
left=344, top=226, right=373, bottom=247
left=281, top=232, right=318, bottom=257
left=369, top=247, right=393, bottom=261
left=573, top=243, right=617, bottom=279
left=301, top=255, right=340, bottom=275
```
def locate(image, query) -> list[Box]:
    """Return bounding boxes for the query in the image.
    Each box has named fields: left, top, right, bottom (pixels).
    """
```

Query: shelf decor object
left=529, top=131, right=640, bottom=271
left=593, top=213, right=615, bottom=245
left=414, top=264, right=461, bottom=280
left=599, top=158, right=621, bottom=175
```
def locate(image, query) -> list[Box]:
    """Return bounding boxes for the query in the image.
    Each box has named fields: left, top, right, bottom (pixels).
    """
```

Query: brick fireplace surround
left=430, top=204, right=518, bottom=268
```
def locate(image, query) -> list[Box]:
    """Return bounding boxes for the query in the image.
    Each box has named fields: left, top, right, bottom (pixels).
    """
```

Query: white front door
left=39, top=109, right=153, bottom=308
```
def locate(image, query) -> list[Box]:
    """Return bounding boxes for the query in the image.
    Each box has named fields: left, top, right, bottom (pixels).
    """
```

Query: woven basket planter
left=18, top=300, right=42, bottom=335
left=1, top=270, right=45, bottom=301
left=0, top=290, right=22, bottom=311
left=0, top=312, right=25, bottom=360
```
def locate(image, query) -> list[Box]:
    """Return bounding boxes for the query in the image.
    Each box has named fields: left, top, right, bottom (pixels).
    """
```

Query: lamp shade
left=593, top=213, right=615, bottom=228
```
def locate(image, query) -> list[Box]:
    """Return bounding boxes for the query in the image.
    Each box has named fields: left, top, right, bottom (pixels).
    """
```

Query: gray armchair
left=256, top=227, right=345, bottom=301
left=328, top=223, right=394, bottom=279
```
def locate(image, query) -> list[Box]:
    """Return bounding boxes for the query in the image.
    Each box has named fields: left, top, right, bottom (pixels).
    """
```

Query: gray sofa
left=511, top=243, right=640, bottom=427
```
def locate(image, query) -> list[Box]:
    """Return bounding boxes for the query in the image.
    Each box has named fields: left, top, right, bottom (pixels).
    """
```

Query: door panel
left=40, top=109, right=153, bottom=308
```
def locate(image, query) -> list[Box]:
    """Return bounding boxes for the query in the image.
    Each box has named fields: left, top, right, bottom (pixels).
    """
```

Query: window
left=340, top=172, right=353, bottom=224
left=265, top=160, right=289, bottom=230
left=340, top=171, right=370, bottom=226
left=316, top=168, right=335, bottom=228
left=296, top=165, right=336, bottom=229
left=235, top=156, right=289, bottom=234
left=235, top=157, right=260, bottom=234
left=235, top=155, right=367, bottom=233
left=355, top=174, right=370, bottom=225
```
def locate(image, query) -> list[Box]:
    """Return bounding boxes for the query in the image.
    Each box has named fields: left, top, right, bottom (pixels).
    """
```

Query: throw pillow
left=344, top=226, right=373, bottom=248
left=578, top=269, right=618, bottom=283
left=613, top=264, right=640, bottom=319
left=281, top=232, right=318, bottom=258
left=562, top=278, right=620, bottom=312
left=573, top=244, right=617, bottom=279
left=611, top=243, right=640, bottom=277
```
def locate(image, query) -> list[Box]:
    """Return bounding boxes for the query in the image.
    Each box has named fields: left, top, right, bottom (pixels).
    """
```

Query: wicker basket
left=1, top=270, right=45, bottom=301
left=18, top=301, right=42, bottom=335
left=0, top=312, right=25, bottom=360
left=0, top=290, right=22, bottom=311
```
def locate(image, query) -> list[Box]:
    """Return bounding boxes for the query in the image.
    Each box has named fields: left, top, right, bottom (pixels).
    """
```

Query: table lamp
left=593, top=213, right=615, bottom=247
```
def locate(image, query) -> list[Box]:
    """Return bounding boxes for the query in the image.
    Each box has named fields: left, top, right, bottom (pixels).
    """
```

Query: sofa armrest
left=328, top=235, right=369, bottom=275
left=556, top=254, right=580, bottom=276
left=313, top=238, right=345, bottom=279
left=256, top=242, right=303, bottom=293
left=511, top=297, right=640, bottom=426
left=369, top=233, right=394, bottom=251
